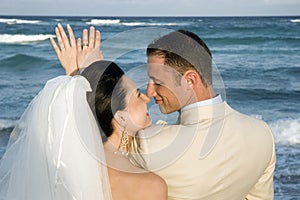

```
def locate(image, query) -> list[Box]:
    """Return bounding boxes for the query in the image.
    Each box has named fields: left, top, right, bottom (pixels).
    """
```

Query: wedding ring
left=60, top=46, right=65, bottom=51
left=82, top=42, right=89, bottom=47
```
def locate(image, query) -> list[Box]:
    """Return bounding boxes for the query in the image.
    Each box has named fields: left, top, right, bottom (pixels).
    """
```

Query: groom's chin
left=159, top=105, right=176, bottom=115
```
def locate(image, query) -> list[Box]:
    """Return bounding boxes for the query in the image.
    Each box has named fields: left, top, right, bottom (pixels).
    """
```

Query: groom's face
left=147, top=55, right=184, bottom=114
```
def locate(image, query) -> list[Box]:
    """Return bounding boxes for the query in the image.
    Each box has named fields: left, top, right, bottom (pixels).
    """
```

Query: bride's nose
left=141, top=93, right=150, bottom=103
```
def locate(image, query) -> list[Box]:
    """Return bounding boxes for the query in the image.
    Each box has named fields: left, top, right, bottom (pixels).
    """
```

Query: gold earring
left=117, top=128, right=129, bottom=156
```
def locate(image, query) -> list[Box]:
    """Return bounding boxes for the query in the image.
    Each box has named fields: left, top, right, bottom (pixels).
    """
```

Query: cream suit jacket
left=138, top=102, right=276, bottom=200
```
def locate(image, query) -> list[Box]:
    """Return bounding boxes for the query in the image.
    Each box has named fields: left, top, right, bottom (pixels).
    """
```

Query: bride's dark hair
left=82, top=60, right=146, bottom=168
left=82, top=60, right=127, bottom=140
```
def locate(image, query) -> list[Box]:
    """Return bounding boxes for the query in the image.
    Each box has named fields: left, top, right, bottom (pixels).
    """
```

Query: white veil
left=0, top=75, right=111, bottom=200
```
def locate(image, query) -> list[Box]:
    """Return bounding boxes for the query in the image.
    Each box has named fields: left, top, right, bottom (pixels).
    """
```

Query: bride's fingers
left=55, top=27, right=65, bottom=51
left=67, top=24, right=76, bottom=47
left=95, top=30, right=101, bottom=48
left=77, top=38, right=82, bottom=53
left=50, top=37, right=60, bottom=55
left=82, top=29, right=89, bottom=48
left=57, top=23, right=70, bottom=49
left=88, top=26, right=95, bottom=48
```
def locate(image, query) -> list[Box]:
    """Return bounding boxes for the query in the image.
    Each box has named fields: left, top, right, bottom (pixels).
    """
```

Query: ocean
left=0, top=16, right=299, bottom=199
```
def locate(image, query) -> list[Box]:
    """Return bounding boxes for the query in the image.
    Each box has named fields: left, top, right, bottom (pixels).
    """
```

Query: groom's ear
left=183, top=70, right=199, bottom=88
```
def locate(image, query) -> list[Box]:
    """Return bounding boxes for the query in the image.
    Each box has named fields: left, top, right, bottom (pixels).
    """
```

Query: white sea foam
left=121, top=22, right=147, bottom=26
left=251, top=114, right=263, bottom=120
left=270, top=117, right=300, bottom=146
left=86, top=18, right=185, bottom=26
left=54, top=18, right=64, bottom=22
left=0, top=119, right=16, bottom=131
left=121, top=22, right=180, bottom=26
left=0, top=18, right=41, bottom=24
left=87, top=19, right=121, bottom=25
left=290, top=19, right=300, bottom=23
left=0, top=34, right=54, bottom=44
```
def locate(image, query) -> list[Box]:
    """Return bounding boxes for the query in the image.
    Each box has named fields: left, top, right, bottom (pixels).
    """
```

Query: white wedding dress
left=0, top=76, right=112, bottom=200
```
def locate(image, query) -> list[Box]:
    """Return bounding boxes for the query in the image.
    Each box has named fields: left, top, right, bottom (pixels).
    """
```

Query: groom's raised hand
left=77, top=26, right=104, bottom=70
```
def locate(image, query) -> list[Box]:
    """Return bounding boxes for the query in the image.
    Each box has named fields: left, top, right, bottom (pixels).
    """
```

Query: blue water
left=0, top=16, right=299, bottom=199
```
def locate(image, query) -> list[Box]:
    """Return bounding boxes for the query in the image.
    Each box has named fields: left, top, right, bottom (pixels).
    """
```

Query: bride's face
left=121, top=76, right=152, bottom=134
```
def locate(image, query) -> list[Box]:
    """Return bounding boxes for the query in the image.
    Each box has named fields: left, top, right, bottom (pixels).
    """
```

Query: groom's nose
left=146, top=81, right=156, bottom=97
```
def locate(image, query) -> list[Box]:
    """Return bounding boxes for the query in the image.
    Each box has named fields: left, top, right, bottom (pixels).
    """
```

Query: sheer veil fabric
left=0, top=76, right=112, bottom=200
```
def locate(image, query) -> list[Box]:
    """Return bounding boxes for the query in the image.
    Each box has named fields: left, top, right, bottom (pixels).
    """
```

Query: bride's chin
left=145, top=119, right=152, bottom=128
left=138, top=120, right=152, bottom=130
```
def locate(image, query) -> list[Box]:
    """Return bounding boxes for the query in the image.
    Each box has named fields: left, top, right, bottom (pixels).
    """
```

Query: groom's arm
left=245, top=133, right=276, bottom=200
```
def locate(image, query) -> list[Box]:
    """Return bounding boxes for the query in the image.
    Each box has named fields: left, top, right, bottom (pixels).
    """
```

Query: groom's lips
left=155, top=98, right=163, bottom=104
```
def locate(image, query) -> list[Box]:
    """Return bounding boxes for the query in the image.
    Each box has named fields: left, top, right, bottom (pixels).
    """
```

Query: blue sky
left=0, top=0, right=300, bottom=16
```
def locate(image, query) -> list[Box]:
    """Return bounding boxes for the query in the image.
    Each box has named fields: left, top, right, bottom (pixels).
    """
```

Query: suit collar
left=178, top=102, right=232, bottom=125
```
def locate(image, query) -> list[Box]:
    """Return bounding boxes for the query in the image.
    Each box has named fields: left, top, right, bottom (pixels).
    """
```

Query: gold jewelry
left=117, top=128, right=129, bottom=156
left=60, top=46, right=65, bottom=51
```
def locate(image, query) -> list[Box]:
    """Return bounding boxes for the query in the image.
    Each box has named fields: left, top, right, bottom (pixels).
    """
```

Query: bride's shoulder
left=108, top=168, right=167, bottom=200
left=139, top=172, right=167, bottom=199
left=129, top=172, right=167, bottom=200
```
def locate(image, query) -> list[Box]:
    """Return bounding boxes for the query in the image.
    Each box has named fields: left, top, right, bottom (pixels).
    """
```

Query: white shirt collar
left=181, top=94, right=223, bottom=112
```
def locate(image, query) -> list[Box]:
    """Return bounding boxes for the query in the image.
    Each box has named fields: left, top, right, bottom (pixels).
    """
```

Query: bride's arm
left=50, top=24, right=103, bottom=76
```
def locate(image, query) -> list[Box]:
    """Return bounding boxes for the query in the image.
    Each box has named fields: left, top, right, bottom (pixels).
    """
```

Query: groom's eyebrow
left=149, top=77, right=163, bottom=85
left=149, top=76, right=160, bottom=82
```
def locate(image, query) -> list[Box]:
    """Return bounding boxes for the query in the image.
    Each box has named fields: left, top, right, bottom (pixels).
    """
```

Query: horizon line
left=0, top=14, right=299, bottom=18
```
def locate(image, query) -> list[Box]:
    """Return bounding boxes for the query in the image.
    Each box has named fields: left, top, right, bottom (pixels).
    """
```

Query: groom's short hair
left=147, top=30, right=212, bottom=87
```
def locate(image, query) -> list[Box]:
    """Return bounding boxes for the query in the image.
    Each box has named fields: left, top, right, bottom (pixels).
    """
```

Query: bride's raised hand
left=50, top=24, right=78, bottom=75
left=77, top=26, right=104, bottom=70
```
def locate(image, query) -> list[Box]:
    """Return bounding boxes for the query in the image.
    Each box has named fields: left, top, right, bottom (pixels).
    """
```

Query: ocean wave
left=266, top=67, right=300, bottom=76
left=121, top=22, right=180, bottom=26
left=290, top=19, right=300, bottom=23
left=86, top=18, right=185, bottom=26
left=0, top=34, right=54, bottom=44
left=206, top=36, right=300, bottom=45
left=0, top=18, right=41, bottom=25
left=0, top=119, right=16, bottom=131
left=87, top=19, right=121, bottom=25
left=226, top=88, right=300, bottom=101
left=54, top=18, right=64, bottom=22
left=0, top=54, right=48, bottom=68
left=270, top=117, right=300, bottom=146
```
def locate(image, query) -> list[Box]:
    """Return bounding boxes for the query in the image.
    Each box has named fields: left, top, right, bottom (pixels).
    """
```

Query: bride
left=0, top=24, right=167, bottom=200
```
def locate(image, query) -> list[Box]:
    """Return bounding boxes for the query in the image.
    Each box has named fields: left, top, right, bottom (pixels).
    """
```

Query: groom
left=137, top=30, right=276, bottom=200
left=55, top=25, right=275, bottom=199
